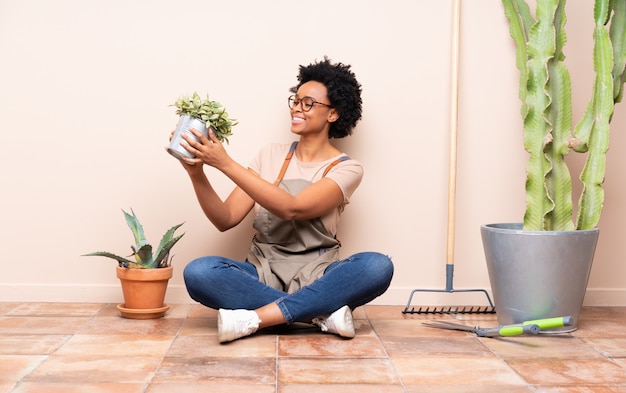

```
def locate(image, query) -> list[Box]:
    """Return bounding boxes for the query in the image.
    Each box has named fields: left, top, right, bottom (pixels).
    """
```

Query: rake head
left=402, top=305, right=496, bottom=314
left=402, top=287, right=496, bottom=314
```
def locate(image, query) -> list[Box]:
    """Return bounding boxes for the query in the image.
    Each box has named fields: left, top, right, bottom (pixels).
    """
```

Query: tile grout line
left=142, top=303, right=194, bottom=392
left=363, top=306, right=409, bottom=393
left=275, top=334, right=279, bottom=393
left=12, top=302, right=83, bottom=390
left=577, top=335, right=626, bottom=368
left=475, top=333, right=542, bottom=391
left=2, top=302, right=35, bottom=392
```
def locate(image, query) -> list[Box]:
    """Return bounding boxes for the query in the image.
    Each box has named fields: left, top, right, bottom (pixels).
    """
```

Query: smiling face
left=290, top=81, right=338, bottom=137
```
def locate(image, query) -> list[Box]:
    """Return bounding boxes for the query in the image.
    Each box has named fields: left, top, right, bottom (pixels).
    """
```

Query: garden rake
left=403, top=0, right=495, bottom=315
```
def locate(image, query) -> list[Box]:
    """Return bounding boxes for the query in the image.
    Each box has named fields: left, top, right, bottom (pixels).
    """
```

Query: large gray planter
left=481, top=223, right=599, bottom=332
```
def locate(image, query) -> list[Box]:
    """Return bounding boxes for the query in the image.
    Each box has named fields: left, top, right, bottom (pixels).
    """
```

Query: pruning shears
left=422, top=316, right=573, bottom=337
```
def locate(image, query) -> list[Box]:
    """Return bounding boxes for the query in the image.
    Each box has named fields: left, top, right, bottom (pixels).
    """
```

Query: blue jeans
left=183, top=252, right=394, bottom=324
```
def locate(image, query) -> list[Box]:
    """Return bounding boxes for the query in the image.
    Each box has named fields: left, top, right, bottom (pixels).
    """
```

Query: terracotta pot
left=116, top=266, right=173, bottom=318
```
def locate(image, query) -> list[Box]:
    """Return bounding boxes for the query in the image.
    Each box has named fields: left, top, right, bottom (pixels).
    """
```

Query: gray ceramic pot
left=481, top=223, right=599, bottom=332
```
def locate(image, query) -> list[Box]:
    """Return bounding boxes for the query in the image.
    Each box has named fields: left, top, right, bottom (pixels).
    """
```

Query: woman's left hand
left=181, top=128, right=230, bottom=169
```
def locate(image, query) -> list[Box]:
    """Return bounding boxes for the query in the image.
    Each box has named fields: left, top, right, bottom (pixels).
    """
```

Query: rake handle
left=446, top=0, right=461, bottom=268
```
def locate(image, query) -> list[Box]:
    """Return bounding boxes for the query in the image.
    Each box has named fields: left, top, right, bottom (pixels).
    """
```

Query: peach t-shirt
left=248, top=143, right=364, bottom=236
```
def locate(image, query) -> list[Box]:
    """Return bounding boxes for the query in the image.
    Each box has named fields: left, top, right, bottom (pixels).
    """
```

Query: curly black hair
left=290, top=56, right=362, bottom=139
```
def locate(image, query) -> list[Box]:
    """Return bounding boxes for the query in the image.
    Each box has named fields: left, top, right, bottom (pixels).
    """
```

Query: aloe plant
left=83, top=209, right=185, bottom=268
left=172, top=92, right=238, bottom=143
left=503, top=0, right=626, bottom=231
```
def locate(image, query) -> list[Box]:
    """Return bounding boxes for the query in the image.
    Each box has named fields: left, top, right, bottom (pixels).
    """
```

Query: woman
left=176, top=57, right=394, bottom=343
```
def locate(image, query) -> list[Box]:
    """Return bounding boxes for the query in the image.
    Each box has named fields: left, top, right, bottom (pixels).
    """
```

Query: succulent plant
left=503, top=0, right=626, bottom=231
left=83, top=209, right=185, bottom=268
left=172, top=92, right=238, bottom=143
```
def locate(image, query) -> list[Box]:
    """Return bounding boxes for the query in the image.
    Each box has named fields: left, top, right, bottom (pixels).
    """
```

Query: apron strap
left=273, top=141, right=350, bottom=184
left=274, top=142, right=298, bottom=185
left=322, top=155, right=350, bottom=177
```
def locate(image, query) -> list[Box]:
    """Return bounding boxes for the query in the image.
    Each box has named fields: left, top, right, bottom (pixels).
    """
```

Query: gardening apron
left=247, top=142, right=350, bottom=293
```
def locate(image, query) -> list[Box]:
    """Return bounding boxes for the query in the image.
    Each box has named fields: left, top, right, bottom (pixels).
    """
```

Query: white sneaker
left=217, top=309, right=261, bottom=343
left=312, top=305, right=355, bottom=338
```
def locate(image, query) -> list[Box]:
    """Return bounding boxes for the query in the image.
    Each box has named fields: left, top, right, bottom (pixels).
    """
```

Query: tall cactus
left=503, top=0, right=626, bottom=231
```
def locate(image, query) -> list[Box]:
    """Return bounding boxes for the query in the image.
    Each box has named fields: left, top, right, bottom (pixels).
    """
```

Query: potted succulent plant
left=83, top=209, right=185, bottom=319
left=167, top=92, right=238, bottom=161
left=481, top=0, right=625, bottom=331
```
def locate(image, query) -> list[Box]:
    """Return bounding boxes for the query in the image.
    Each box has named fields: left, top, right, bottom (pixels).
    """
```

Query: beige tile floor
left=1, top=302, right=626, bottom=392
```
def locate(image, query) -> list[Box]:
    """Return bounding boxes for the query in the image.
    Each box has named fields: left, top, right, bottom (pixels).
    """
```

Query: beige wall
left=1, top=0, right=624, bottom=306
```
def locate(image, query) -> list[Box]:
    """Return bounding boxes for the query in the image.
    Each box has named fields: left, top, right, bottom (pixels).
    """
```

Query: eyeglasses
left=287, top=95, right=333, bottom=112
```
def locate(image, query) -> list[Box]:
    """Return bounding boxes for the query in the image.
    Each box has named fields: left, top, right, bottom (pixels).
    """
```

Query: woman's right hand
left=166, top=130, right=204, bottom=175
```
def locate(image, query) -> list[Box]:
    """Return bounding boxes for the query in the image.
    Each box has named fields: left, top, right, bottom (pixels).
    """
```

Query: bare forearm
left=218, top=159, right=341, bottom=221
left=187, top=172, right=239, bottom=231
left=219, top=160, right=296, bottom=219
